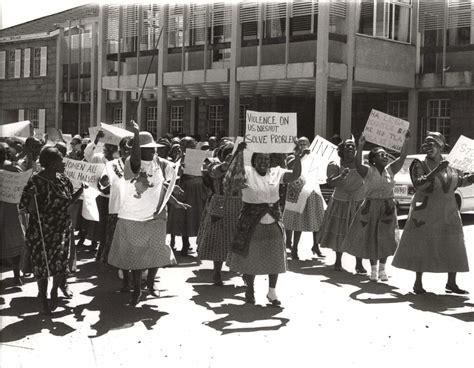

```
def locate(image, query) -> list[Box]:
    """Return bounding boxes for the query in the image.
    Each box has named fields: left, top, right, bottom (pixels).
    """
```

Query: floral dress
left=20, top=173, right=73, bottom=279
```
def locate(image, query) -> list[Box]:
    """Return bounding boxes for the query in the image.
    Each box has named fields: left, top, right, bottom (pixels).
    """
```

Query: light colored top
left=117, top=156, right=174, bottom=222
left=84, top=142, right=107, bottom=164
left=101, top=158, right=125, bottom=214
left=364, top=165, right=395, bottom=199
left=327, top=161, right=365, bottom=202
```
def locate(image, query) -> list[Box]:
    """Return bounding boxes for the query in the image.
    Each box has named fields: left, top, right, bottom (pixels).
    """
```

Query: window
left=27, top=109, right=39, bottom=129
left=113, top=107, right=123, bottom=124
left=23, top=48, right=31, bottom=78
left=0, top=51, right=6, bottom=79
left=33, top=47, right=47, bottom=77
left=170, top=106, right=184, bottom=134
left=8, top=50, right=15, bottom=78
left=387, top=100, right=408, bottom=120
left=168, top=5, right=184, bottom=48
left=208, top=105, right=223, bottom=136
left=241, top=2, right=259, bottom=41
left=146, top=106, right=158, bottom=136
left=189, top=4, right=207, bottom=46
left=264, top=2, right=287, bottom=39
left=358, top=0, right=412, bottom=43
left=426, top=99, right=450, bottom=142
left=290, top=1, right=317, bottom=36
left=239, top=104, right=249, bottom=136
left=24, top=108, right=45, bottom=134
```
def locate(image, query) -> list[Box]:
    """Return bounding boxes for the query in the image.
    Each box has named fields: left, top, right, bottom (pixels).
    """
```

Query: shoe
left=266, top=295, right=282, bottom=307
left=130, top=290, right=142, bottom=306
left=370, top=270, right=378, bottom=281
left=147, top=281, right=160, bottom=297
left=355, top=266, right=367, bottom=275
left=59, top=284, right=73, bottom=299
left=49, top=290, right=59, bottom=312
left=245, top=286, right=255, bottom=304
left=413, top=286, right=427, bottom=295
left=445, top=284, right=469, bottom=295
left=378, top=270, right=389, bottom=282
left=311, top=245, right=325, bottom=258
left=212, top=272, right=224, bottom=286
left=13, top=276, right=23, bottom=288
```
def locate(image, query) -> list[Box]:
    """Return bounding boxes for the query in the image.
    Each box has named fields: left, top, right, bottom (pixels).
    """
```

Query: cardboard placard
left=303, top=135, right=339, bottom=184
left=244, top=110, right=297, bottom=153
left=0, top=169, right=33, bottom=204
left=0, top=120, right=31, bottom=138
left=363, top=109, right=409, bottom=152
left=183, top=149, right=211, bottom=176
left=63, top=158, right=105, bottom=189
left=89, top=122, right=130, bottom=146
left=447, top=135, right=474, bottom=173
left=82, top=186, right=101, bottom=222
left=157, top=159, right=181, bottom=215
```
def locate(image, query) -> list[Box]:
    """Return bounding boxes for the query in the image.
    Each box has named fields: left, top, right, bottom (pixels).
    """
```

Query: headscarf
left=425, top=131, right=445, bottom=148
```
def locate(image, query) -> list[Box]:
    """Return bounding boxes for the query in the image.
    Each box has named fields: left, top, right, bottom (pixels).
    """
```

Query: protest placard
left=447, top=135, right=474, bottom=173
left=157, top=159, right=181, bottom=215
left=183, top=149, right=210, bottom=176
left=63, top=158, right=105, bottom=189
left=0, top=121, right=31, bottom=138
left=244, top=110, right=297, bottom=153
left=303, top=135, right=339, bottom=184
left=0, top=169, right=32, bottom=204
left=89, top=122, right=130, bottom=146
left=363, top=109, right=409, bottom=152
left=82, top=186, right=101, bottom=222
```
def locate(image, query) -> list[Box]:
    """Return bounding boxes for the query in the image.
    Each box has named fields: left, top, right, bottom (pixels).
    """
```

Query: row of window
left=17, top=108, right=46, bottom=134
left=0, top=47, right=47, bottom=80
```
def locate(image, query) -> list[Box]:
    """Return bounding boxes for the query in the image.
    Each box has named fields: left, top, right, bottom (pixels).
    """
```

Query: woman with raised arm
left=227, top=142, right=308, bottom=306
left=393, top=132, right=473, bottom=294
left=318, top=139, right=367, bottom=273
left=342, top=132, right=410, bottom=282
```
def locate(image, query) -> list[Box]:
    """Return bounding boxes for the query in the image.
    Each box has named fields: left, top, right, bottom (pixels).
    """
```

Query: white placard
left=363, top=109, right=409, bottom=152
left=447, top=135, right=474, bottom=173
left=244, top=110, right=297, bottom=153
left=89, top=122, right=130, bottom=146
left=157, top=159, right=181, bottom=215
left=63, top=158, right=105, bottom=189
left=0, top=120, right=31, bottom=138
left=82, top=186, right=101, bottom=221
left=0, top=169, right=32, bottom=203
left=183, top=149, right=210, bottom=176
left=303, top=135, right=339, bottom=184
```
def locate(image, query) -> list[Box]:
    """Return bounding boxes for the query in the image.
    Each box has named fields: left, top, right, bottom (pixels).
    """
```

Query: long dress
left=197, top=158, right=241, bottom=262
left=392, top=159, right=470, bottom=272
left=227, top=166, right=288, bottom=275
left=19, top=174, right=73, bottom=279
left=318, top=162, right=365, bottom=252
left=342, top=165, right=399, bottom=260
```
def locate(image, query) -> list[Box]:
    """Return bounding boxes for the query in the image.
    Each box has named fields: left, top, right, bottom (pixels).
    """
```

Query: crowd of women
left=1, top=123, right=474, bottom=316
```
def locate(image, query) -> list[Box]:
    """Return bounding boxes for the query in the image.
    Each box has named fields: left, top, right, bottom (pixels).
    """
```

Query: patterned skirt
left=0, top=202, right=25, bottom=259
left=226, top=222, right=287, bottom=275
left=283, top=191, right=326, bottom=232
left=318, top=197, right=363, bottom=252
left=342, top=198, right=399, bottom=260
left=108, top=211, right=176, bottom=270
left=197, top=195, right=241, bottom=262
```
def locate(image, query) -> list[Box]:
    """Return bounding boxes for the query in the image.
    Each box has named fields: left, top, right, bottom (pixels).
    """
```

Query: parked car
left=393, top=154, right=474, bottom=213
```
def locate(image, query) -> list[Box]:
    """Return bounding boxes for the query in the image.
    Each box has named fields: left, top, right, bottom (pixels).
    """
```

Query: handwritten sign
left=63, top=158, right=105, bottom=189
left=303, top=135, right=339, bottom=184
left=89, top=122, right=130, bottom=146
left=244, top=110, right=297, bottom=153
left=183, top=149, right=211, bottom=176
left=447, top=135, right=474, bottom=173
left=0, top=120, right=31, bottom=138
left=363, top=109, right=409, bottom=152
left=0, top=169, right=32, bottom=204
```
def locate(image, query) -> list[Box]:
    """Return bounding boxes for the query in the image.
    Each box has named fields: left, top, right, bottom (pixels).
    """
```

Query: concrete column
left=190, top=98, right=196, bottom=135
left=408, top=89, right=418, bottom=154
left=55, top=28, right=64, bottom=129
left=157, top=4, right=169, bottom=137
left=122, top=91, right=131, bottom=124
left=229, top=3, right=241, bottom=137
left=97, top=5, right=107, bottom=125
left=314, top=0, right=330, bottom=138
left=90, top=22, right=97, bottom=127
left=340, top=0, right=357, bottom=140
left=326, top=91, right=335, bottom=137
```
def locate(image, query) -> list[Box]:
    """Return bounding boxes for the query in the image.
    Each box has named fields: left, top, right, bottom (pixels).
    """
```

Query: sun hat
left=425, top=131, right=446, bottom=148
left=138, top=131, right=164, bottom=148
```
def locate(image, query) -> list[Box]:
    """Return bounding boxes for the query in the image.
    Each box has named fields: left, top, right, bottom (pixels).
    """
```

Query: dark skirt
left=85, top=196, right=109, bottom=243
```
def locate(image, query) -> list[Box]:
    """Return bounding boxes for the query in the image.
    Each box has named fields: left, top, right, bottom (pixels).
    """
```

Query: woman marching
left=392, top=132, right=473, bottom=294
left=227, top=142, right=308, bottom=306
left=20, top=147, right=83, bottom=315
left=318, top=139, right=367, bottom=273
left=197, top=142, right=241, bottom=285
left=342, top=132, right=410, bottom=282
left=283, top=137, right=326, bottom=260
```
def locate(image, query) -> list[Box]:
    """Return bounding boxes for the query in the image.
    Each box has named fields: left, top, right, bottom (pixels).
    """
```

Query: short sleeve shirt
left=241, top=166, right=288, bottom=204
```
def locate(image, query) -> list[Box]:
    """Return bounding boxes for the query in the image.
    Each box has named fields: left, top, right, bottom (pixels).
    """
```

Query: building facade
left=1, top=1, right=474, bottom=152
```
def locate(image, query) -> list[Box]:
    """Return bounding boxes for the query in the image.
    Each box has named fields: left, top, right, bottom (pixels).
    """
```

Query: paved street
left=1, top=215, right=474, bottom=368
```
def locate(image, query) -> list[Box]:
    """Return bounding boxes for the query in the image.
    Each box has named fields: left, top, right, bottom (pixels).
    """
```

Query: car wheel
left=455, top=194, right=461, bottom=210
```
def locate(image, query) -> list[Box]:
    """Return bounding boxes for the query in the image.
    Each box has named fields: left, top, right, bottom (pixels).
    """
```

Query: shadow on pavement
left=189, top=270, right=289, bottom=335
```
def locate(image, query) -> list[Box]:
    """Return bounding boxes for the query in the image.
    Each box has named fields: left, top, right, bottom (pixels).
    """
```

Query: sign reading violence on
left=447, top=135, right=474, bottom=173
left=245, top=110, right=297, bottom=153
left=183, top=149, right=212, bottom=176
left=0, top=169, right=32, bottom=204
left=303, top=135, right=339, bottom=184
left=363, top=109, right=409, bottom=152
left=63, top=158, right=105, bottom=189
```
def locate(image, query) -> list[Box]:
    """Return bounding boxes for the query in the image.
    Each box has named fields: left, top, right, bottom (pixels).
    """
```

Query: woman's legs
left=180, top=236, right=190, bottom=256
left=311, top=232, right=325, bottom=258
left=37, top=277, right=51, bottom=315
left=267, top=274, right=281, bottom=306
left=285, top=230, right=292, bottom=250
left=355, top=257, right=367, bottom=274
left=369, top=259, right=378, bottom=281
left=446, top=272, right=468, bottom=294
left=243, top=274, right=255, bottom=304
left=146, top=267, right=159, bottom=296
left=50, top=274, right=64, bottom=311
left=334, top=252, right=343, bottom=271
left=212, top=261, right=224, bottom=286
left=120, top=269, right=130, bottom=292
left=12, top=255, right=23, bottom=287
left=378, top=258, right=388, bottom=281
left=413, top=272, right=426, bottom=294
left=130, top=270, right=143, bottom=306
left=291, top=231, right=302, bottom=259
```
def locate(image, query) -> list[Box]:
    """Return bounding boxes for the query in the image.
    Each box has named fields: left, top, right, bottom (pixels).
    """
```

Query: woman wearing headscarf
left=197, top=142, right=240, bottom=285
left=318, top=139, right=366, bottom=273
left=342, top=132, right=410, bottom=282
left=392, top=132, right=473, bottom=294
left=283, top=137, right=326, bottom=260
left=20, top=147, right=83, bottom=315
left=227, top=142, right=308, bottom=306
